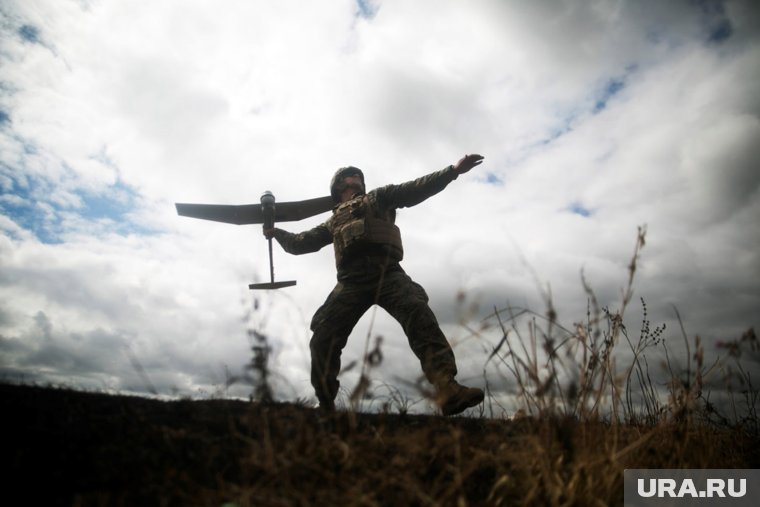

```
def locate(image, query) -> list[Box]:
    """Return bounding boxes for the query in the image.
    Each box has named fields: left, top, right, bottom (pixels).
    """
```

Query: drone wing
left=175, top=203, right=262, bottom=225
left=175, top=195, right=334, bottom=225
left=274, top=195, right=334, bottom=222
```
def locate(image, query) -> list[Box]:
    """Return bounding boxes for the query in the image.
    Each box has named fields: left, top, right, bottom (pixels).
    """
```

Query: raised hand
left=453, top=154, right=484, bottom=174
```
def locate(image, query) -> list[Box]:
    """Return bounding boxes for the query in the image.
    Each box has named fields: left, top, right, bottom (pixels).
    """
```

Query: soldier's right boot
left=436, top=379, right=484, bottom=416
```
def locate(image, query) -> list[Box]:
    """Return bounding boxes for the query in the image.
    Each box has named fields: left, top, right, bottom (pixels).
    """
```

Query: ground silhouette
left=4, top=383, right=758, bottom=506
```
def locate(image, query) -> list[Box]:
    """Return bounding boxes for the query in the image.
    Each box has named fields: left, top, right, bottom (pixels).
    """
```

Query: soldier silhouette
left=265, top=154, right=485, bottom=415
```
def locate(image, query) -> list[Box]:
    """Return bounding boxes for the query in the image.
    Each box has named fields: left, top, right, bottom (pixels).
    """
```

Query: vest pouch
left=365, top=217, right=404, bottom=261
left=338, top=219, right=366, bottom=249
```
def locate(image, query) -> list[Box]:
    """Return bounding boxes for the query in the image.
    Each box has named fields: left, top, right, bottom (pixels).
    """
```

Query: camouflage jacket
left=272, top=165, right=460, bottom=279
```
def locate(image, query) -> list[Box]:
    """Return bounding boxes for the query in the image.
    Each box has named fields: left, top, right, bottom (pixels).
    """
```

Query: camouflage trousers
left=309, top=264, right=457, bottom=408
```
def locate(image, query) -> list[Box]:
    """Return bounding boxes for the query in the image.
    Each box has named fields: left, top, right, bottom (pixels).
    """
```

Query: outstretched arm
left=376, top=154, right=484, bottom=209
left=264, top=224, right=332, bottom=255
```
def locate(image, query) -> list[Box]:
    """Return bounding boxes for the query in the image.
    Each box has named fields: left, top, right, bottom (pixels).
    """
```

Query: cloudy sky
left=1, top=0, right=758, bottom=413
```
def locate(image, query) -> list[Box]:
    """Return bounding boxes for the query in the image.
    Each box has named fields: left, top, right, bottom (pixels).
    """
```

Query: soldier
left=265, top=154, right=485, bottom=415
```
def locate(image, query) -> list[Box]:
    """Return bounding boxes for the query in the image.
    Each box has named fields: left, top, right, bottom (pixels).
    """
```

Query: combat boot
left=317, top=395, right=335, bottom=412
left=436, top=379, right=484, bottom=416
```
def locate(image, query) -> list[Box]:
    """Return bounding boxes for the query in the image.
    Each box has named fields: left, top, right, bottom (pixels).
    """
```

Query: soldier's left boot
left=315, top=391, right=336, bottom=412
left=436, top=379, right=484, bottom=416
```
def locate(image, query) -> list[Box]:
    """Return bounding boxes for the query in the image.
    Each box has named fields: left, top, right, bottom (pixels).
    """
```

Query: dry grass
left=5, top=227, right=758, bottom=506
left=4, top=382, right=756, bottom=506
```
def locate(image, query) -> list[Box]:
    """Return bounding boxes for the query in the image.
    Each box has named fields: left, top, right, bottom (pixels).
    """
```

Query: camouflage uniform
left=272, top=166, right=461, bottom=408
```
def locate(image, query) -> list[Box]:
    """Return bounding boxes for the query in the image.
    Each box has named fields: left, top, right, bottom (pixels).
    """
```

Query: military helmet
left=330, top=166, right=365, bottom=202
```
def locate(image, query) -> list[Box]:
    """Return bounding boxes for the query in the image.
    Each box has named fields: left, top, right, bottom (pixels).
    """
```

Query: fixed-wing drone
left=176, top=193, right=334, bottom=290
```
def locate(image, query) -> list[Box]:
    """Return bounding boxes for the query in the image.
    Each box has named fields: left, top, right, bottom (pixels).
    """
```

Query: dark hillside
left=3, top=383, right=757, bottom=506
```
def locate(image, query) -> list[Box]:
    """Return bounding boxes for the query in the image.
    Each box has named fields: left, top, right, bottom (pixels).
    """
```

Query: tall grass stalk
left=477, top=226, right=756, bottom=430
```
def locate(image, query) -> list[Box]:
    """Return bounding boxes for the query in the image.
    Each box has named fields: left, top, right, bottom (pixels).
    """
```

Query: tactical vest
left=331, top=194, right=403, bottom=268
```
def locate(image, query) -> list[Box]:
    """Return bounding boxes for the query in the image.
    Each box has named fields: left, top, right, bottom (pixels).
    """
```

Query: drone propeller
left=176, top=192, right=334, bottom=290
